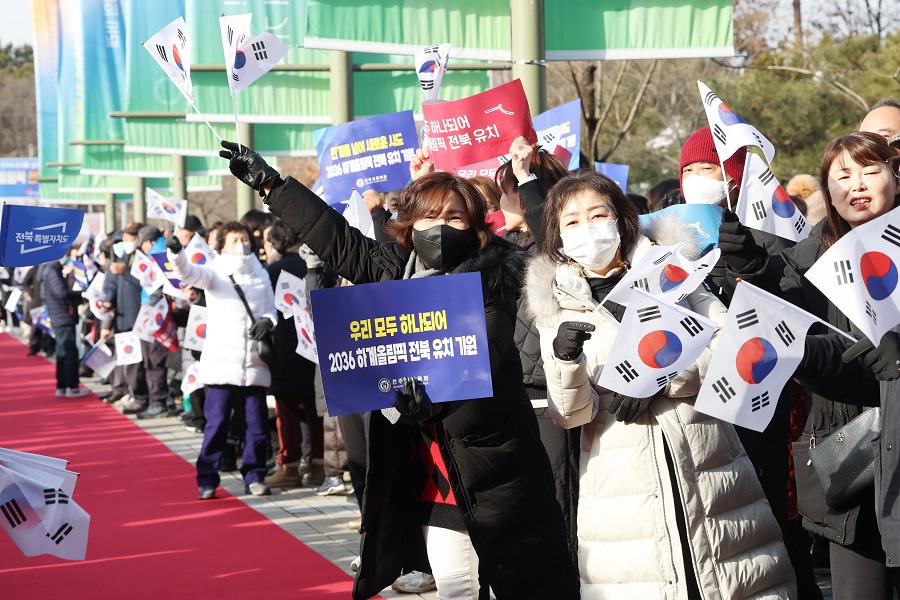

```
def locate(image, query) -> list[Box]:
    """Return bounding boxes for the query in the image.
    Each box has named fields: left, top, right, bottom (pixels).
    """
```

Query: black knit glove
left=608, top=391, right=662, bottom=423
left=219, top=140, right=280, bottom=193
left=165, top=234, right=182, bottom=254
left=248, top=317, right=274, bottom=341
left=718, top=209, right=766, bottom=272
left=553, top=321, right=595, bottom=361
left=394, top=378, right=442, bottom=424
left=842, top=332, right=900, bottom=381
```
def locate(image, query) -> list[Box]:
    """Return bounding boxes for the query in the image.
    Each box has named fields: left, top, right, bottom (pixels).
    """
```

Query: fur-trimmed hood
left=638, top=211, right=709, bottom=260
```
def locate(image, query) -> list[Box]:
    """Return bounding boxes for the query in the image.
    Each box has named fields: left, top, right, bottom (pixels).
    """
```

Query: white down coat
left=525, top=234, right=797, bottom=600
left=170, top=249, right=276, bottom=388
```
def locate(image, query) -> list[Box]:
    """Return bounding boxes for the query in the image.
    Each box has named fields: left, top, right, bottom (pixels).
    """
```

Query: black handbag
left=227, top=274, right=276, bottom=369
left=808, top=407, right=880, bottom=509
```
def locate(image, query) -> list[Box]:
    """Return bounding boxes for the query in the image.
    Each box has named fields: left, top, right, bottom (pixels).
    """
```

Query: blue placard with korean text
left=0, top=158, right=40, bottom=198
left=314, top=110, right=419, bottom=207
left=0, top=204, right=85, bottom=267
left=533, top=99, right=582, bottom=171
left=310, top=272, right=492, bottom=417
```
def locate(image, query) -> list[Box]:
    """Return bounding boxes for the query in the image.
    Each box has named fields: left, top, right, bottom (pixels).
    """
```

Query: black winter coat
left=267, top=176, right=580, bottom=600
left=103, top=254, right=143, bottom=331
left=41, top=262, right=81, bottom=328
left=265, top=253, right=315, bottom=398
left=780, top=220, right=881, bottom=546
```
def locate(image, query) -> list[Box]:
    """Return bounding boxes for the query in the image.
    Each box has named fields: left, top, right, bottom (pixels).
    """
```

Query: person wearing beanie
left=679, top=126, right=747, bottom=207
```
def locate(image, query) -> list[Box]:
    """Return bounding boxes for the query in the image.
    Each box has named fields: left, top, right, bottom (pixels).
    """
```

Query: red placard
left=152, top=311, right=180, bottom=352
left=422, top=79, right=536, bottom=171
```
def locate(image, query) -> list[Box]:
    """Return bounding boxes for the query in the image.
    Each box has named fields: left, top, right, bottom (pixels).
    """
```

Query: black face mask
left=412, top=225, right=477, bottom=271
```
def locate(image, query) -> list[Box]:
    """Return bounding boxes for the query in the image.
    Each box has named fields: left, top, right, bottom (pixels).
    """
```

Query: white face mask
left=225, top=242, right=252, bottom=257
left=682, top=175, right=729, bottom=205
left=121, top=240, right=137, bottom=255
left=560, top=220, right=620, bottom=272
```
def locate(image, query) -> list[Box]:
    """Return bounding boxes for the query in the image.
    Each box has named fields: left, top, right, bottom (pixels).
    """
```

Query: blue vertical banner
left=533, top=99, right=582, bottom=170
left=0, top=159, right=40, bottom=198
left=31, top=0, right=61, bottom=183
left=314, top=110, right=419, bottom=206
left=595, top=162, right=630, bottom=193
left=310, top=273, right=493, bottom=416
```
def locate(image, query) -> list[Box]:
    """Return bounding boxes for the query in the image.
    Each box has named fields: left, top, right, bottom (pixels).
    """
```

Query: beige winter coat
left=525, top=235, right=796, bottom=600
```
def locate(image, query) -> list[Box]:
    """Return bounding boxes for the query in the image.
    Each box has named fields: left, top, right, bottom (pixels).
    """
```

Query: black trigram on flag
left=232, top=72, right=239, bottom=82
left=736, top=309, right=759, bottom=329
left=751, top=200, right=767, bottom=221
left=656, top=372, right=678, bottom=387
left=421, top=80, right=435, bottom=90
left=882, top=224, right=900, bottom=248
left=44, top=488, right=69, bottom=505
left=46, top=523, right=73, bottom=545
left=156, top=44, right=168, bottom=62
left=775, top=320, right=795, bottom=346
left=653, top=251, right=673, bottom=266
left=424, top=46, right=439, bottom=53
left=227, top=25, right=235, bottom=45
left=794, top=215, right=807, bottom=234
left=1, top=499, right=26, bottom=528
left=751, top=391, right=771, bottom=412
left=713, top=123, right=727, bottom=145
left=541, top=131, right=555, bottom=145
left=866, top=301, right=877, bottom=324
left=694, top=262, right=710, bottom=272
left=616, top=360, right=639, bottom=382
left=252, top=41, right=267, bottom=61
left=704, top=91, right=718, bottom=106
left=834, top=260, right=854, bottom=285
left=713, top=376, right=736, bottom=403
left=758, top=169, right=775, bottom=186
left=680, top=316, right=704, bottom=337
left=279, top=281, right=291, bottom=291
left=633, top=277, right=649, bottom=291
left=637, top=306, right=661, bottom=323
left=177, top=29, right=186, bottom=46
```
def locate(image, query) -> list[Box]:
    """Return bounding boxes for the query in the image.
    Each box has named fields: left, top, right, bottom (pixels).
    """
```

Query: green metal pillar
left=133, top=177, right=146, bottom=223
left=330, top=51, right=354, bottom=124
left=104, top=193, right=116, bottom=233
left=510, top=0, right=546, bottom=116
left=172, top=154, right=187, bottom=201
left=236, top=121, right=254, bottom=218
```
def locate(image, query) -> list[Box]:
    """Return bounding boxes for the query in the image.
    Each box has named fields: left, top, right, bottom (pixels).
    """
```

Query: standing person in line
left=525, top=169, right=797, bottom=598
left=218, top=140, right=580, bottom=600
left=42, top=253, right=89, bottom=398
left=165, top=221, right=277, bottom=500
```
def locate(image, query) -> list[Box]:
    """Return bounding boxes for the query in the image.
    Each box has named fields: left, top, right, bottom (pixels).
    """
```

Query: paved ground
left=12, top=330, right=841, bottom=599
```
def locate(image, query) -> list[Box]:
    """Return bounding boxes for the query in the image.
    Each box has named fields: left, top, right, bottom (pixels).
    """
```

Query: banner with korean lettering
left=314, top=110, right=418, bottom=206
left=310, top=272, right=492, bottom=416
left=422, top=79, right=537, bottom=171
left=0, top=159, right=40, bottom=199
left=0, top=205, right=85, bottom=268
left=533, top=99, right=581, bottom=171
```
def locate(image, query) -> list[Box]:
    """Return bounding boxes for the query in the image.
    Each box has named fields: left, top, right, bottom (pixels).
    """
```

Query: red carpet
left=0, top=333, right=359, bottom=599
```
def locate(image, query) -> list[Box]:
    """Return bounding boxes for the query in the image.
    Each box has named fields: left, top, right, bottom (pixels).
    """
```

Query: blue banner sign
left=594, top=162, right=629, bottom=193
left=0, top=158, right=40, bottom=198
left=314, top=110, right=419, bottom=206
left=0, top=204, right=85, bottom=267
left=533, top=99, right=581, bottom=170
left=311, top=272, right=492, bottom=416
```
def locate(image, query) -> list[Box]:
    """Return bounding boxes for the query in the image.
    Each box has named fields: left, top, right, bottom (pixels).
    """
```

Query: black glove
left=219, top=140, right=280, bottom=193
left=718, top=209, right=766, bottom=272
left=394, top=378, right=442, bottom=424
left=165, top=234, right=182, bottom=254
left=609, top=391, right=661, bottom=422
left=248, top=317, right=274, bottom=341
left=842, top=332, right=900, bottom=381
left=553, top=321, right=596, bottom=361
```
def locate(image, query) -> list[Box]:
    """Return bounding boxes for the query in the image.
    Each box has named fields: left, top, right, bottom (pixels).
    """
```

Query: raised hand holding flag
left=736, top=152, right=809, bottom=242
left=414, top=43, right=451, bottom=102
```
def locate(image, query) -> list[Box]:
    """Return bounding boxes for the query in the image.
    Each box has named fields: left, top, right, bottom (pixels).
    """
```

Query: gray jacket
left=879, top=339, right=900, bottom=566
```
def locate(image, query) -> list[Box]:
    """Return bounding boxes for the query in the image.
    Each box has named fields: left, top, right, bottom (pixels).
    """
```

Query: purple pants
left=196, top=385, right=268, bottom=488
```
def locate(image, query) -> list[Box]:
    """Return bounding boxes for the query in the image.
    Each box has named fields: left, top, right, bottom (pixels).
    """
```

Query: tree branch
left=590, top=61, right=627, bottom=160
left=599, top=60, right=658, bottom=163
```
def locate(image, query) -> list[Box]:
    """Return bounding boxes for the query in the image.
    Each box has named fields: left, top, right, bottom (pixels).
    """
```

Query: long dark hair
left=541, top=170, right=640, bottom=264
left=384, top=172, right=492, bottom=252
left=819, top=131, right=900, bottom=248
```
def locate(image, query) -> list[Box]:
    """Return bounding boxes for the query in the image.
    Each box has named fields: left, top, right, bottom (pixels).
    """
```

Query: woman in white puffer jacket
left=524, top=171, right=797, bottom=599
left=166, top=221, right=278, bottom=500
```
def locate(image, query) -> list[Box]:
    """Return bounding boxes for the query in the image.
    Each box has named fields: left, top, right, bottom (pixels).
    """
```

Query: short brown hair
left=384, top=172, right=492, bottom=252
left=494, top=148, right=569, bottom=202
left=215, top=221, right=252, bottom=254
left=469, top=176, right=502, bottom=211
left=819, top=131, right=900, bottom=248
left=540, top=169, right=640, bottom=265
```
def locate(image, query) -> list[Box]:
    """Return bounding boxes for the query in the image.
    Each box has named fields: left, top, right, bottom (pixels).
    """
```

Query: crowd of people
left=4, top=96, right=900, bottom=599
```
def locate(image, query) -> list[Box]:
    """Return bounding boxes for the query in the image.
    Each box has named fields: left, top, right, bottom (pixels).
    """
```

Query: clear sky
left=2, top=0, right=34, bottom=47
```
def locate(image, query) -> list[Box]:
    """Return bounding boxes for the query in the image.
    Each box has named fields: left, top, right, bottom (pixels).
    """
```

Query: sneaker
left=316, top=475, right=348, bottom=496
left=136, top=404, right=168, bottom=419
left=112, top=394, right=132, bottom=409
left=347, top=518, right=362, bottom=532
left=65, top=387, right=90, bottom=398
left=245, top=482, right=271, bottom=496
left=198, top=486, right=217, bottom=500
left=350, top=555, right=361, bottom=572
left=184, top=425, right=204, bottom=435
left=121, top=398, right=149, bottom=415
left=166, top=404, right=183, bottom=418
left=391, top=571, right=437, bottom=593
left=55, top=389, right=67, bottom=398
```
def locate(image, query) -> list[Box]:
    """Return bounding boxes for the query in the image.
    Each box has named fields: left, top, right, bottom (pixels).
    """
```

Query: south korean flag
left=605, top=242, right=721, bottom=307
left=698, top=80, right=775, bottom=165
left=414, top=43, right=451, bottom=102
left=182, top=305, right=208, bottom=352
left=736, top=152, right=810, bottom=242
left=806, top=207, right=900, bottom=345
left=220, top=13, right=289, bottom=95
left=695, top=281, right=818, bottom=432
left=596, top=288, right=717, bottom=398
left=143, top=16, right=193, bottom=103
left=292, top=302, right=318, bottom=364
left=274, top=270, right=307, bottom=319
left=129, top=251, right=165, bottom=293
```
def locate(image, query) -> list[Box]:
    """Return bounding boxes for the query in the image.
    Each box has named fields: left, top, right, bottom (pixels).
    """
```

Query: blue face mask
left=113, top=242, right=125, bottom=258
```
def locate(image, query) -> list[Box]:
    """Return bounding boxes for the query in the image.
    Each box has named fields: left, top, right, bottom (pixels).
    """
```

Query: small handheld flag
left=343, top=190, right=376, bottom=240
left=182, top=305, right=208, bottom=352
left=414, top=43, right=451, bottom=102
left=274, top=270, right=307, bottom=319
left=0, top=204, right=84, bottom=267
left=292, top=302, right=318, bottom=364
left=114, top=331, right=143, bottom=366
left=145, top=188, right=187, bottom=228
left=697, top=81, right=775, bottom=165
left=185, top=233, right=214, bottom=266
left=605, top=243, right=721, bottom=307
left=736, top=153, right=810, bottom=242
